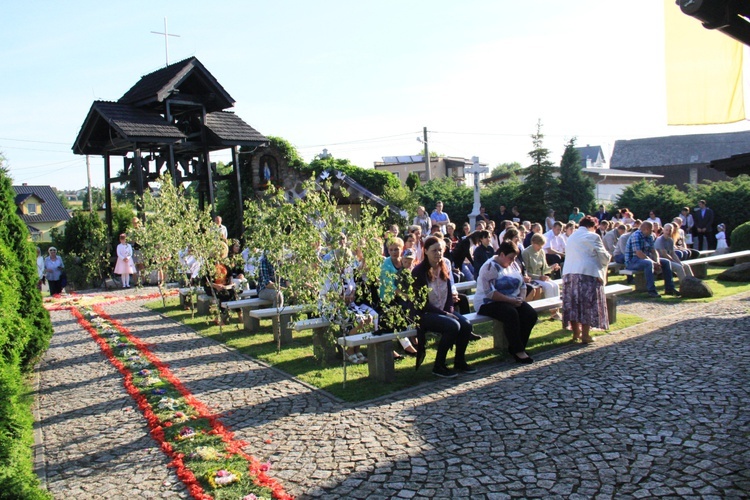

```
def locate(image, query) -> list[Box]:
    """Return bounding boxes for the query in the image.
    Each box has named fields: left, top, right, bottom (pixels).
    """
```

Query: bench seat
left=318, top=283, right=632, bottom=382
left=683, top=250, right=750, bottom=278
left=246, top=304, right=318, bottom=344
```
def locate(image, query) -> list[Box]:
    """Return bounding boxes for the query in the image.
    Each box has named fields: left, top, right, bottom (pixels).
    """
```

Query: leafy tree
left=243, top=183, right=331, bottom=352
left=110, top=202, right=136, bottom=255
left=405, top=171, right=420, bottom=191
left=615, top=180, right=690, bottom=223
left=381, top=182, right=416, bottom=228
left=50, top=211, right=109, bottom=289
left=517, top=120, right=560, bottom=224
left=413, top=177, right=473, bottom=226
left=557, top=138, right=595, bottom=217
left=132, top=173, right=222, bottom=307
left=481, top=178, right=525, bottom=221
left=490, top=162, right=522, bottom=178
left=55, top=191, right=71, bottom=209
left=243, top=181, right=418, bottom=361
left=81, top=186, right=106, bottom=211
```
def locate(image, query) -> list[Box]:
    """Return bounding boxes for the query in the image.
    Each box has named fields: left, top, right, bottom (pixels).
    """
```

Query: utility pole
left=423, top=126, right=431, bottom=181
left=151, top=17, right=180, bottom=66
left=86, top=154, right=93, bottom=212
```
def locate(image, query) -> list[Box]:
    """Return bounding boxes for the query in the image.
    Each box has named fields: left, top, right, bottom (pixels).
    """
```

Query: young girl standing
left=114, top=233, right=136, bottom=288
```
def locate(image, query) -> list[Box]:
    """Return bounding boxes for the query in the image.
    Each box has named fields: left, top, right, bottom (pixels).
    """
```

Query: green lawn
left=143, top=265, right=748, bottom=402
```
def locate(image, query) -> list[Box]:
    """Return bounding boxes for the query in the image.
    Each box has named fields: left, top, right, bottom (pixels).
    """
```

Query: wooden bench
left=683, top=249, right=750, bottom=279
left=306, top=283, right=632, bottom=382
left=455, top=280, right=476, bottom=292
left=618, top=269, right=648, bottom=292
left=608, top=261, right=624, bottom=275
left=246, top=304, right=317, bottom=343
left=222, top=297, right=272, bottom=330
left=238, top=288, right=258, bottom=298
left=178, top=287, right=200, bottom=309
left=621, top=250, right=750, bottom=289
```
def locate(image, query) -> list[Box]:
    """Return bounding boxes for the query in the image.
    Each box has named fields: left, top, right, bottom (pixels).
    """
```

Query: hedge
left=0, top=169, right=53, bottom=499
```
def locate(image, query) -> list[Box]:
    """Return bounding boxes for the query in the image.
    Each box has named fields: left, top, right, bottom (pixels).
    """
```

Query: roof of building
left=581, top=167, right=661, bottom=178
left=118, top=57, right=234, bottom=111
left=482, top=165, right=662, bottom=184
left=72, top=101, right=187, bottom=155
left=376, top=155, right=486, bottom=167
left=574, top=145, right=605, bottom=167
left=13, top=185, right=72, bottom=224
left=610, top=130, right=750, bottom=168
left=204, top=111, right=268, bottom=146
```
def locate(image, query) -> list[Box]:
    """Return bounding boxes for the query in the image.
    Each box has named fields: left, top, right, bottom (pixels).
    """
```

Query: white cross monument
left=467, top=156, right=489, bottom=231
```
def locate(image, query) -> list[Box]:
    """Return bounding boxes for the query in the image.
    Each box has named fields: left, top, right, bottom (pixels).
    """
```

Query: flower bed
left=65, top=302, right=291, bottom=500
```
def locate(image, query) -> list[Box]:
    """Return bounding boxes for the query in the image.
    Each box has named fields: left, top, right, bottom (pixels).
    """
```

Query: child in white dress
left=715, top=224, right=728, bottom=255
left=114, top=233, right=136, bottom=288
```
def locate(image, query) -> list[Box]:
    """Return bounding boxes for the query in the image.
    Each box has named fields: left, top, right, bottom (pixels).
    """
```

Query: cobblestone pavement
left=36, top=288, right=750, bottom=499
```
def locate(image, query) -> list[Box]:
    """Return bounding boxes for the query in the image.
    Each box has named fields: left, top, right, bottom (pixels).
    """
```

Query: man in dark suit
left=494, top=205, right=509, bottom=236
left=594, top=205, right=610, bottom=222
left=693, top=199, right=714, bottom=251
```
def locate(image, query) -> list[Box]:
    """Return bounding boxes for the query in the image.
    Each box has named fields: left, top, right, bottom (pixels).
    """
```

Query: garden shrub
left=615, top=180, right=690, bottom=222
left=51, top=211, right=108, bottom=289
left=730, top=221, right=750, bottom=251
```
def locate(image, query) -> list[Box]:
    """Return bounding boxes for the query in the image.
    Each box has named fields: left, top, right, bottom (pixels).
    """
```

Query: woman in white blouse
left=475, top=240, right=538, bottom=364
left=561, top=216, right=611, bottom=343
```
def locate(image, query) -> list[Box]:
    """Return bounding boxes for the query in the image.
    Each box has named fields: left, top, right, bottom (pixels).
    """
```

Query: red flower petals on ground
left=67, top=301, right=293, bottom=500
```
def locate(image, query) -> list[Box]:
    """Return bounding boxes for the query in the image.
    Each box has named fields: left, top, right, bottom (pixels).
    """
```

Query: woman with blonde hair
left=655, top=223, right=693, bottom=283
left=522, top=233, right=562, bottom=320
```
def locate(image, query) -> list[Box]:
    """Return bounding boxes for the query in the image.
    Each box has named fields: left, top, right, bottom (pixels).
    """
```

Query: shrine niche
left=72, top=57, right=268, bottom=240
left=257, top=154, right=279, bottom=189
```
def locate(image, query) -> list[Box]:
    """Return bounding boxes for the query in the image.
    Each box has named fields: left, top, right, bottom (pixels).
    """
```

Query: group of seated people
left=186, top=203, right=714, bottom=375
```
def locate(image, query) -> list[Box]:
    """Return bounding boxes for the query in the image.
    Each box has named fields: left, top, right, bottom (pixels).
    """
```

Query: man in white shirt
left=214, top=216, right=228, bottom=241
left=543, top=221, right=566, bottom=272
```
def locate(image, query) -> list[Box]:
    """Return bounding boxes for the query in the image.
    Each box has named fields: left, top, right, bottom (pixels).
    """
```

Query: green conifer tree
left=518, top=120, right=559, bottom=224
left=558, top=138, right=595, bottom=218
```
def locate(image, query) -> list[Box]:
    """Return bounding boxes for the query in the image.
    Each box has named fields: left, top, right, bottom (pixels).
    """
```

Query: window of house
left=27, top=203, right=37, bottom=214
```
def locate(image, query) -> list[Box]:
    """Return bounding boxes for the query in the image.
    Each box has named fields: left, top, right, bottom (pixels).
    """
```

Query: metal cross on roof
left=151, top=17, right=180, bottom=67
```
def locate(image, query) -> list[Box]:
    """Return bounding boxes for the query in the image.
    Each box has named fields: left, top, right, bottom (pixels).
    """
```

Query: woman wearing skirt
left=561, top=216, right=611, bottom=343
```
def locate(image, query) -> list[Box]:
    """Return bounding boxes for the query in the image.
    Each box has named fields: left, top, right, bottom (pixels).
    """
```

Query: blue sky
left=2, top=0, right=748, bottom=190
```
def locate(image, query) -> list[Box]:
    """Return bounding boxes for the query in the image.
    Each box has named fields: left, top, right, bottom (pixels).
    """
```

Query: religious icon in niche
left=259, top=155, right=278, bottom=189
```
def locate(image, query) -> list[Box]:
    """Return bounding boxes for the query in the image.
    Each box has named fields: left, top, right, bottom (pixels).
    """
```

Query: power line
left=0, top=137, right=71, bottom=145
left=296, top=131, right=419, bottom=149
left=9, top=158, right=82, bottom=171
left=1, top=145, right=72, bottom=153
left=16, top=163, right=80, bottom=181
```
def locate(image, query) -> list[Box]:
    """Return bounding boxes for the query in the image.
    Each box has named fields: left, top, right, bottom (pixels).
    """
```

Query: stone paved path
left=35, top=289, right=750, bottom=499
